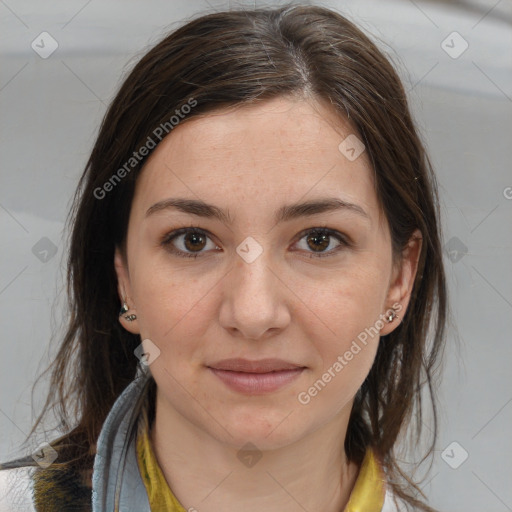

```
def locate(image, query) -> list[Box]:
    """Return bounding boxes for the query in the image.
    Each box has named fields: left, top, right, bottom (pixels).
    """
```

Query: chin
left=212, top=405, right=308, bottom=450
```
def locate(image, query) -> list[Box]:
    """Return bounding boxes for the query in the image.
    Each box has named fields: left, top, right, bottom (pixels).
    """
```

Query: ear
left=379, top=229, right=422, bottom=336
left=114, top=246, right=140, bottom=335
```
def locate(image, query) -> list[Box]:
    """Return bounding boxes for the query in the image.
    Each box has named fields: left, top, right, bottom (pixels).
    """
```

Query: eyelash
left=160, top=226, right=351, bottom=259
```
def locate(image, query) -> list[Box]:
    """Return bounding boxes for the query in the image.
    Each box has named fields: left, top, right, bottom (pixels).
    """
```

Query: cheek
left=129, top=257, right=210, bottom=354
left=130, top=262, right=246, bottom=391
left=306, top=261, right=389, bottom=342
left=299, top=302, right=381, bottom=415
left=299, top=259, right=389, bottom=396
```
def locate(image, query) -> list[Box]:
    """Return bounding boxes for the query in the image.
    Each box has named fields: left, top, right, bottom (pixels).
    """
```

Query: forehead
left=132, top=97, right=380, bottom=225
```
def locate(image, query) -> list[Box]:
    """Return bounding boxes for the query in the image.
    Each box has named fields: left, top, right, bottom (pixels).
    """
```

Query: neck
left=150, top=391, right=360, bottom=512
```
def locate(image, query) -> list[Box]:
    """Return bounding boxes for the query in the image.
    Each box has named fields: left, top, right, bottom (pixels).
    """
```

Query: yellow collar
left=136, top=421, right=385, bottom=512
left=344, top=447, right=386, bottom=511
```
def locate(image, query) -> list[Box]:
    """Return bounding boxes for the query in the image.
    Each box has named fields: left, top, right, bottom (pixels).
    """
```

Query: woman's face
left=115, top=96, right=420, bottom=450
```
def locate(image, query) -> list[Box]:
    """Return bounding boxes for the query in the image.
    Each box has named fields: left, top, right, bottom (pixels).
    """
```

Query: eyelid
left=160, top=225, right=351, bottom=259
left=160, top=226, right=219, bottom=259
left=290, top=227, right=351, bottom=258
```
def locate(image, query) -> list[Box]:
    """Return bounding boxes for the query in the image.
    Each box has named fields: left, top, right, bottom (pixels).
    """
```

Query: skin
left=114, top=96, right=422, bottom=512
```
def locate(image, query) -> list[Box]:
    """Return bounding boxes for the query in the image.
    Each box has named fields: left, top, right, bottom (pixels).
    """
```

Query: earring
left=119, top=301, right=129, bottom=316
left=119, top=297, right=137, bottom=321
left=385, top=308, right=399, bottom=323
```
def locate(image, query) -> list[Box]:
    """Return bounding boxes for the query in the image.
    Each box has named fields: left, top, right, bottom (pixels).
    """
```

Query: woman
left=0, top=4, right=447, bottom=511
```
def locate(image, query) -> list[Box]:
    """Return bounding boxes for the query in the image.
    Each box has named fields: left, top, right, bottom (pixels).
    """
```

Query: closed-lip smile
left=207, top=358, right=306, bottom=394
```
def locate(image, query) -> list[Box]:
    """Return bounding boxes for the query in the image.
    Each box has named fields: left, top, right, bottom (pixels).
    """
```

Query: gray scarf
left=91, top=371, right=152, bottom=512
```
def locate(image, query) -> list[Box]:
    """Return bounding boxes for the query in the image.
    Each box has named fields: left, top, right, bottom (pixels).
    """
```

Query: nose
left=218, top=248, right=291, bottom=341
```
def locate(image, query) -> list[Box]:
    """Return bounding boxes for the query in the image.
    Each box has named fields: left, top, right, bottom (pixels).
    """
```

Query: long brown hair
left=16, top=4, right=447, bottom=510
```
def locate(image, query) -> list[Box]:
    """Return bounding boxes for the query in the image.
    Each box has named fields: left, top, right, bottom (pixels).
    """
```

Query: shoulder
left=382, top=487, right=409, bottom=512
left=0, top=462, right=37, bottom=512
left=0, top=455, right=92, bottom=512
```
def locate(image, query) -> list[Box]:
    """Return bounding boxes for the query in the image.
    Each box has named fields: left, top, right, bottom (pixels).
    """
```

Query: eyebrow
left=145, top=197, right=370, bottom=224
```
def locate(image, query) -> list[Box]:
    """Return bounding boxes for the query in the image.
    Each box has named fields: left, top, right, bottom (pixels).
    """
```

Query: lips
left=207, top=358, right=306, bottom=394
left=208, top=358, right=304, bottom=373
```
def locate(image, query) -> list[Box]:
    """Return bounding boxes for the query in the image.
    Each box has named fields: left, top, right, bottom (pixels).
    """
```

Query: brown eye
left=294, top=228, right=350, bottom=258
left=306, top=232, right=330, bottom=252
left=161, top=227, right=217, bottom=259
left=183, top=231, right=207, bottom=252
left=161, top=226, right=350, bottom=260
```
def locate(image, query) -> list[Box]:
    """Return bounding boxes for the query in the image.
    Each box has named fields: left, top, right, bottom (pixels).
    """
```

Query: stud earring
left=385, top=308, right=398, bottom=323
left=119, top=301, right=129, bottom=316
left=119, top=297, right=137, bottom=321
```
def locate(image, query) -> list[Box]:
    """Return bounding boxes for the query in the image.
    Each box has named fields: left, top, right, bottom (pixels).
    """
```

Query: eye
left=161, top=226, right=350, bottom=259
left=292, top=227, right=350, bottom=258
left=161, top=227, right=219, bottom=259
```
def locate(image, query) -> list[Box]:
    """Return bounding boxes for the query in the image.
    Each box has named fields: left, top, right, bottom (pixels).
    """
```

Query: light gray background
left=1, top=1, right=511, bottom=510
